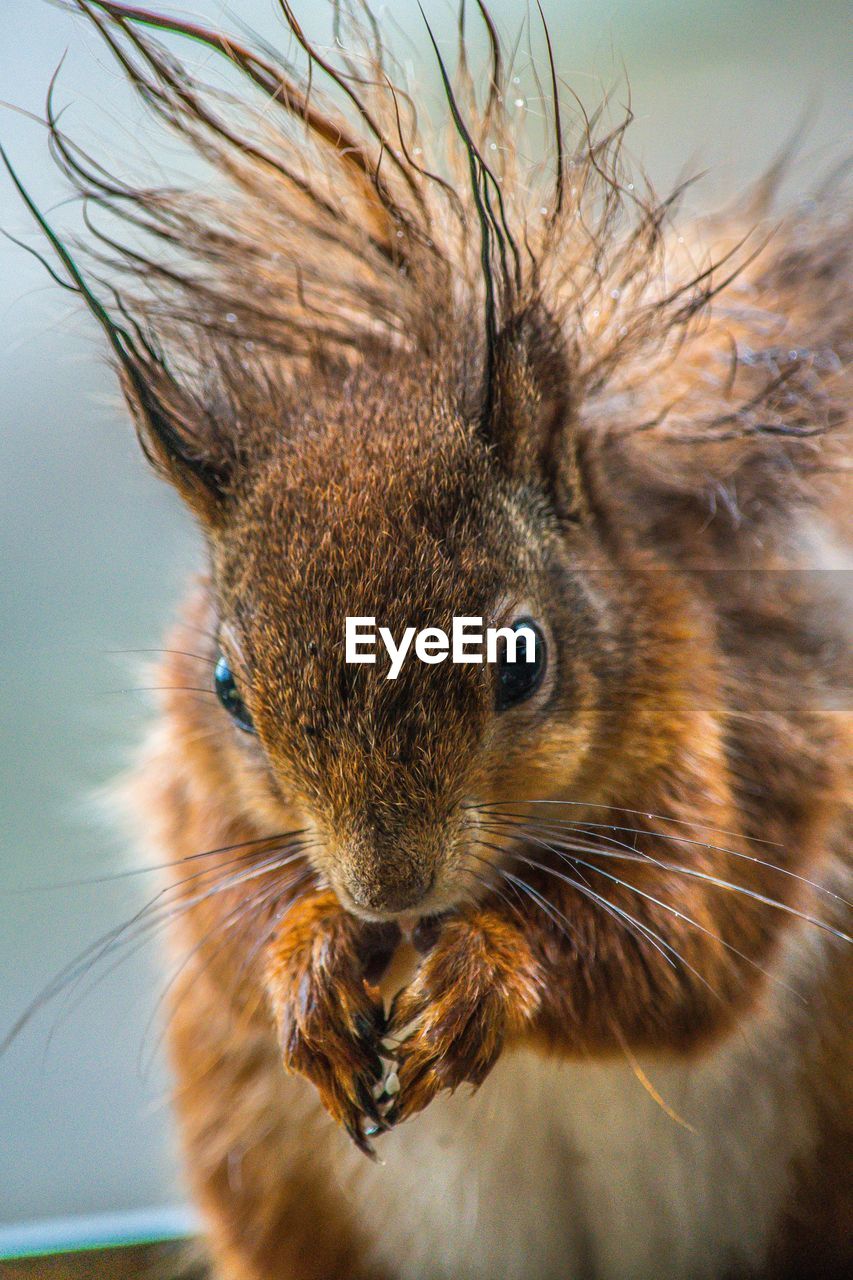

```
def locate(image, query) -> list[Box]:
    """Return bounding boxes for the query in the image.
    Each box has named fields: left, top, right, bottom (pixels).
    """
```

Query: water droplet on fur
left=627, top=183, right=635, bottom=191
left=413, top=147, right=423, bottom=156
left=226, top=312, right=237, bottom=324
left=396, top=230, right=404, bottom=238
left=245, top=341, right=255, bottom=352
left=490, top=142, right=498, bottom=150
left=513, top=75, right=521, bottom=84
left=514, top=97, right=525, bottom=108
left=610, top=288, right=621, bottom=300
left=540, top=206, right=548, bottom=215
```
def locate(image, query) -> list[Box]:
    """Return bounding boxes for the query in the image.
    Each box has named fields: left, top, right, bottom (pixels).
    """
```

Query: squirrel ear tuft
left=486, top=308, right=577, bottom=516
left=0, top=144, right=231, bottom=523
left=120, top=361, right=231, bottom=523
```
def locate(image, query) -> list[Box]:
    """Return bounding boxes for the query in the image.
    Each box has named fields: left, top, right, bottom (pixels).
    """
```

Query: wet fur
left=8, top=1, right=851, bottom=1276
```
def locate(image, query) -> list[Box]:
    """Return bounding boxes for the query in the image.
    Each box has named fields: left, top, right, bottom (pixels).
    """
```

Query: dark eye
left=495, top=618, right=547, bottom=712
left=214, top=654, right=255, bottom=733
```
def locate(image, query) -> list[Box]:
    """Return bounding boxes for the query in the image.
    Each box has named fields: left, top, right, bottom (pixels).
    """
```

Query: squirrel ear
left=120, top=361, right=231, bottom=523
left=486, top=308, right=577, bottom=516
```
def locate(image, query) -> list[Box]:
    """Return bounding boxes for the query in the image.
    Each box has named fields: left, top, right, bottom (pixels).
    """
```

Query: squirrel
left=5, top=2, right=850, bottom=1278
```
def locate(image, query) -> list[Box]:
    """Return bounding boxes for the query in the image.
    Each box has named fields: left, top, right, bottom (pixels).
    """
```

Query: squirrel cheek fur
left=17, top=1, right=850, bottom=1276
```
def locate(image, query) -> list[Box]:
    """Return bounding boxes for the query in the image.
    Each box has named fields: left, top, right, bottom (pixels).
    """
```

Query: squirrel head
left=16, top=3, right=846, bottom=967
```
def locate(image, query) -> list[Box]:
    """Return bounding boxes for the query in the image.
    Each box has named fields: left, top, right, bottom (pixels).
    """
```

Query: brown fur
left=11, top=1, right=851, bottom=1276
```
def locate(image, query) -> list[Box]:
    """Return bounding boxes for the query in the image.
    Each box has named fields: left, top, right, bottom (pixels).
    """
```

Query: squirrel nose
left=340, top=864, right=435, bottom=917
left=333, top=823, right=438, bottom=916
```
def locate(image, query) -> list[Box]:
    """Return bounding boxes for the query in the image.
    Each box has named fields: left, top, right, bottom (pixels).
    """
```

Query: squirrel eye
left=495, top=618, right=547, bottom=712
left=214, top=654, right=255, bottom=733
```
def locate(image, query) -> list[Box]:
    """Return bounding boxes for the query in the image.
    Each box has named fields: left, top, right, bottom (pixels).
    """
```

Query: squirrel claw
left=355, top=1078, right=385, bottom=1126
left=344, top=1117, right=378, bottom=1159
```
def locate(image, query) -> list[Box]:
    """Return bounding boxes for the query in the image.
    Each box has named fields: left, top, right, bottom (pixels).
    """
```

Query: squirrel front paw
left=381, top=910, right=542, bottom=1126
left=266, top=892, right=399, bottom=1155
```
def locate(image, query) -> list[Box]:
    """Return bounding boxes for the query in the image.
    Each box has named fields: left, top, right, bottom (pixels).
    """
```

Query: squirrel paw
left=381, top=911, right=541, bottom=1126
left=268, top=901, right=399, bottom=1157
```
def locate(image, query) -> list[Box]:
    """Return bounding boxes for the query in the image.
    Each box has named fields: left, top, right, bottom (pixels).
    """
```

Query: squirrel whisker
left=481, top=818, right=850, bottom=945
left=477, top=811, right=850, bottom=905
left=470, top=800, right=785, bottom=845
left=1, top=838, right=312, bottom=1057
left=140, top=868, right=317, bottom=1073
left=507, top=849, right=723, bottom=995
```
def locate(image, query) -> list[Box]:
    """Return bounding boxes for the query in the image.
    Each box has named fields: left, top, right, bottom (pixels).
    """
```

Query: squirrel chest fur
left=12, top=2, right=850, bottom=1277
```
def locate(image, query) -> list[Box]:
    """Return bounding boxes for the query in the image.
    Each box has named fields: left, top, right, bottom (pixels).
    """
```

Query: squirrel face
left=200, top=359, right=611, bottom=919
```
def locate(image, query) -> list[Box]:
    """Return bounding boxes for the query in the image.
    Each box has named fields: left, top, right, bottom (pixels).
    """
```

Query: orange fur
left=12, top=2, right=851, bottom=1276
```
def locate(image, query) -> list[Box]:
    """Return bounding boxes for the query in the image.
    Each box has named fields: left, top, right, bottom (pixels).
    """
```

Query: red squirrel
left=6, top=2, right=850, bottom=1276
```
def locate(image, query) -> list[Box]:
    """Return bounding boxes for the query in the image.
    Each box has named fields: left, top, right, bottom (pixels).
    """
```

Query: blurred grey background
left=0, top=0, right=849, bottom=1233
